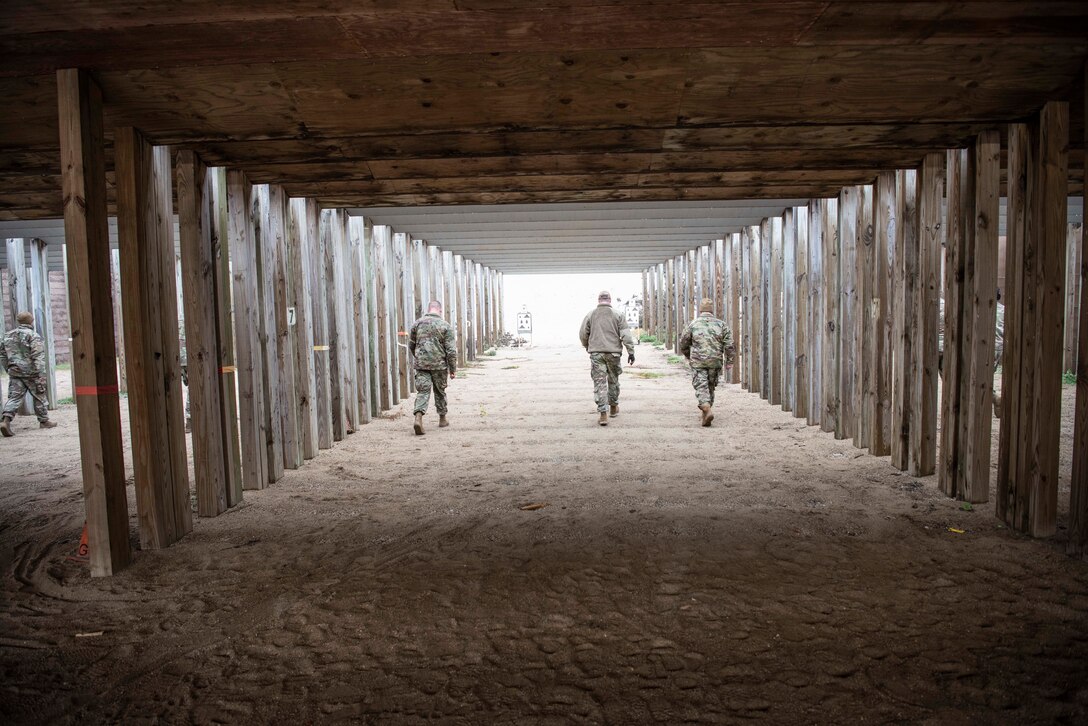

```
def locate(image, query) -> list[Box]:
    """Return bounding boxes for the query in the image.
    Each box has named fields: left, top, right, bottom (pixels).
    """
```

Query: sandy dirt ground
left=1, top=344, right=1086, bottom=724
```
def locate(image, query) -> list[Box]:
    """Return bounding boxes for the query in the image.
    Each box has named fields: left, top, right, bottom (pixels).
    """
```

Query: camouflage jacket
left=409, top=313, right=457, bottom=372
left=0, top=324, right=46, bottom=379
left=679, top=313, right=735, bottom=369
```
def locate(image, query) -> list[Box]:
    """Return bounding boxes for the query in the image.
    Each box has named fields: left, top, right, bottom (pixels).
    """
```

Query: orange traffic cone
left=67, top=522, right=89, bottom=563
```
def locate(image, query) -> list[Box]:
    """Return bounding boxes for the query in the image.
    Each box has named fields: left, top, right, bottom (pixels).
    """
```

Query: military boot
left=598, top=411, right=608, bottom=426
left=0, top=416, right=12, bottom=437
left=413, top=412, right=425, bottom=436
left=609, top=404, right=619, bottom=418
left=439, top=414, right=449, bottom=428
left=699, top=404, right=714, bottom=427
left=39, top=420, right=57, bottom=430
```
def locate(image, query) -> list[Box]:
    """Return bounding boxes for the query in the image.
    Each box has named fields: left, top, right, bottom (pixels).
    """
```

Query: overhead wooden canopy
left=0, top=1, right=1085, bottom=222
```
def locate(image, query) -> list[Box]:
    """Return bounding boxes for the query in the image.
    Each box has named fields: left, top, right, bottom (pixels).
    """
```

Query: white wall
left=502, top=273, right=642, bottom=346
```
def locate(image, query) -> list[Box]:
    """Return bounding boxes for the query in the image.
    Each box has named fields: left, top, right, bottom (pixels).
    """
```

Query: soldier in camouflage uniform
left=1, top=311, right=57, bottom=436
left=579, top=291, right=636, bottom=426
left=408, top=301, right=457, bottom=435
left=679, top=298, right=735, bottom=427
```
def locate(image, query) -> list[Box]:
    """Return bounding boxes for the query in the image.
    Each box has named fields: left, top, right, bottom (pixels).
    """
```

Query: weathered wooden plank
left=349, top=216, right=372, bottom=425
left=891, top=169, right=918, bottom=471
left=1025, top=102, right=1069, bottom=536
left=56, top=69, right=129, bottom=576
left=760, top=220, right=772, bottom=397
left=228, top=171, right=270, bottom=487
left=912, top=153, right=943, bottom=477
left=750, top=226, right=765, bottom=396
left=387, top=228, right=402, bottom=404
left=794, top=206, right=809, bottom=420
left=838, top=186, right=857, bottom=441
left=769, top=215, right=784, bottom=407
left=962, top=129, right=1001, bottom=503
left=1072, top=62, right=1088, bottom=557
left=287, top=198, right=318, bottom=458
left=783, top=210, right=796, bottom=412
left=739, top=233, right=750, bottom=389
left=371, top=225, right=391, bottom=411
left=807, top=200, right=824, bottom=427
left=871, top=172, right=895, bottom=456
left=855, top=184, right=874, bottom=449
left=109, top=248, right=126, bottom=395
left=5, top=237, right=34, bottom=415
left=393, top=233, right=410, bottom=396
left=28, top=239, right=57, bottom=408
left=177, top=150, right=229, bottom=517
left=210, top=168, right=243, bottom=504
left=254, top=186, right=284, bottom=481
left=323, top=210, right=346, bottom=440
left=267, top=185, right=300, bottom=468
left=940, top=147, right=971, bottom=497
left=821, top=197, right=840, bottom=434
left=1066, top=223, right=1083, bottom=373
left=308, top=201, right=332, bottom=446
left=997, top=124, right=1031, bottom=524
left=365, top=220, right=382, bottom=418
left=337, top=211, right=359, bottom=428
left=115, top=126, right=191, bottom=548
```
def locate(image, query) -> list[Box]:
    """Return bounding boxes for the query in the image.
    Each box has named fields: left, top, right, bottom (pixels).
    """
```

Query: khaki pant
left=3, top=376, right=48, bottom=422
left=413, top=369, right=449, bottom=415
left=590, top=352, right=622, bottom=413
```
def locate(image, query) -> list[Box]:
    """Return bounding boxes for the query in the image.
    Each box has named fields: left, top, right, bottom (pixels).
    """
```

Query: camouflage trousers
left=413, top=368, right=449, bottom=415
left=691, top=366, right=722, bottom=407
left=589, top=352, right=622, bottom=413
left=3, top=376, right=48, bottom=422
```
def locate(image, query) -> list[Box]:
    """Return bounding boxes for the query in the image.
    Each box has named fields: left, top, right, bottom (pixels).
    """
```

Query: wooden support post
left=338, top=212, right=359, bottom=427
left=387, top=230, right=401, bottom=404
left=393, top=234, right=410, bottom=395
left=372, top=226, right=391, bottom=411
left=56, top=68, right=130, bottom=576
left=871, top=173, right=895, bottom=456
left=115, top=126, right=191, bottom=549
left=454, top=255, right=466, bottom=366
left=177, top=151, right=232, bottom=517
left=940, top=147, right=971, bottom=497
left=28, top=239, right=57, bottom=408
left=838, top=187, right=858, bottom=441
left=323, top=210, right=346, bottom=441
left=308, top=202, right=333, bottom=446
left=268, top=186, right=300, bottom=467
left=912, top=153, right=943, bottom=477
left=210, top=169, right=243, bottom=504
left=1065, top=223, right=1082, bottom=373
left=891, top=170, right=918, bottom=471
left=1003, top=104, right=1073, bottom=534
left=1071, top=61, right=1088, bottom=556
left=349, top=217, right=372, bottom=425
left=365, top=221, right=381, bottom=418
left=729, top=235, right=742, bottom=384
left=958, top=130, right=1002, bottom=503
left=749, top=226, right=764, bottom=395
left=759, top=220, right=771, bottom=397
left=287, top=198, right=319, bottom=458
left=739, top=233, right=750, bottom=389
left=794, top=207, right=809, bottom=420
left=254, top=187, right=284, bottom=481
left=856, top=184, right=874, bottom=450
left=807, top=200, right=824, bottom=427
left=821, top=198, right=840, bottom=434
left=228, top=171, right=271, bottom=486
left=665, top=258, right=674, bottom=349
left=783, top=211, right=796, bottom=412
left=770, top=216, right=784, bottom=407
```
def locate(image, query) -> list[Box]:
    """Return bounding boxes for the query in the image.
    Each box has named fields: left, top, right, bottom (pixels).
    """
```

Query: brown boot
left=39, top=420, right=57, bottom=430
left=598, top=411, right=608, bottom=426
left=1, top=417, right=12, bottom=437
left=609, top=404, right=619, bottom=418
left=439, top=414, right=449, bottom=428
left=699, top=404, right=714, bottom=427
left=413, top=412, right=425, bottom=436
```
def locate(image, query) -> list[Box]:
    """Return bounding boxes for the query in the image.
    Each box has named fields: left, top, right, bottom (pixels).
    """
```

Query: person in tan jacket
left=579, top=291, right=635, bottom=426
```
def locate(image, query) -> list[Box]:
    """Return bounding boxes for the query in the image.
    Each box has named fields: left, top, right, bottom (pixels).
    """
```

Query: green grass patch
left=653, top=344, right=664, bottom=350
left=58, top=396, right=75, bottom=405
left=502, top=365, right=519, bottom=370
left=1063, top=371, right=1077, bottom=386
left=639, top=334, right=656, bottom=343
left=484, top=348, right=497, bottom=356
left=667, top=355, right=684, bottom=365
left=634, top=372, right=665, bottom=379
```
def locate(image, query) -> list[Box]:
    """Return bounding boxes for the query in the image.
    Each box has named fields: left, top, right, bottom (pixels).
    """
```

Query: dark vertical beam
left=821, top=197, right=840, bottom=434
left=177, top=150, right=230, bottom=517
left=807, top=201, right=824, bottom=427
left=793, top=207, right=808, bottom=419
left=962, top=130, right=1001, bottom=503
left=1072, top=63, right=1088, bottom=556
left=56, top=68, right=130, bottom=576
left=838, top=187, right=857, bottom=441
left=254, top=186, right=284, bottom=481
left=871, top=174, right=894, bottom=456
left=115, top=126, right=191, bottom=548
left=912, top=153, right=943, bottom=477
left=940, top=147, right=970, bottom=496
left=729, top=234, right=742, bottom=384
left=855, top=184, right=874, bottom=449
left=891, top=169, right=918, bottom=471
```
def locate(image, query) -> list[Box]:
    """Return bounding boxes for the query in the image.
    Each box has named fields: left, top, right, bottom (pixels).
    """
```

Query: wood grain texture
left=267, top=185, right=300, bottom=468
left=870, top=172, right=894, bottom=456
left=1072, top=61, right=1088, bottom=556
left=288, top=197, right=319, bottom=459
left=56, top=69, right=130, bottom=576
left=821, top=198, right=840, bottom=434
left=891, top=170, right=918, bottom=471
left=806, top=200, right=823, bottom=427
left=837, top=187, right=857, bottom=441
left=794, top=206, right=809, bottom=420
left=254, top=186, right=284, bottom=480
left=912, top=153, right=943, bottom=477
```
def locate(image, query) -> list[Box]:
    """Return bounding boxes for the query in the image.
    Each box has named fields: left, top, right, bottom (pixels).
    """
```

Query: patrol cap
left=16, top=311, right=33, bottom=325
left=598, top=290, right=611, bottom=303
left=699, top=298, right=714, bottom=313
